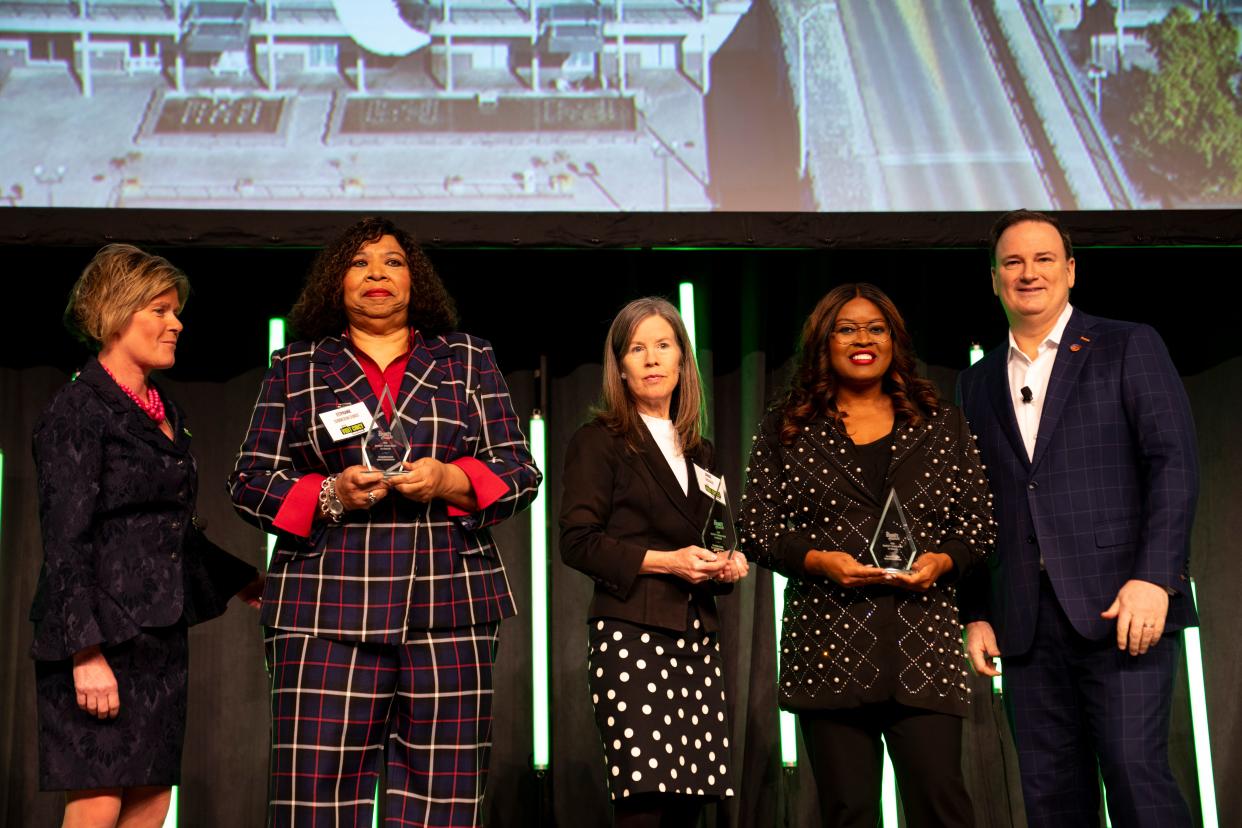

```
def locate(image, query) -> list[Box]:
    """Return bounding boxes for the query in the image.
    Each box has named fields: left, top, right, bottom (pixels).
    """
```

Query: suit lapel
left=78, top=358, right=186, bottom=457
left=1030, top=310, right=1094, bottom=471
left=984, top=347, right=1030, bottom=468
left=685, top=444, right=718, bottom=537
left=807, top=418, right=882, bottom=508
left=314, top=336, right=375, bottom=412
left=887, top=414, right=934, bottom=487
left=314, top=332, right=448, bottom=416
left=163, top=393, right=193, bottom=453
left=393, top=332, right=448, bottom=441
left=636, top=423, right=701, bottom=530
left=314, top=332, right=451, bottom=463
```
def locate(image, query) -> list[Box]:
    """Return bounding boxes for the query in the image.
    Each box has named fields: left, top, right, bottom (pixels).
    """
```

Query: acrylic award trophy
left=867, top=489, right=919, bottom=573
left=699, top=474, right=738, bottom=557
left=361, top=387, right=411, bottom=477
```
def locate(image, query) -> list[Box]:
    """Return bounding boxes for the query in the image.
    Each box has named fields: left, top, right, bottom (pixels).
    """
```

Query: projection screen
left=1, top=0, right=1240, bottom=223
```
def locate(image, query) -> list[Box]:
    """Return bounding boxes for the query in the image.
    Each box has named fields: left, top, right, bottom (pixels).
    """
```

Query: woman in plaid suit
left=229, top=217, right=540, bottom=827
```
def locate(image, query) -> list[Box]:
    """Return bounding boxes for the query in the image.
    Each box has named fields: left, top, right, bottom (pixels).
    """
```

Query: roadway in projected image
left=829, top=0, right=1057, bottom=210
left=781, top=0, right=1151, bottom=211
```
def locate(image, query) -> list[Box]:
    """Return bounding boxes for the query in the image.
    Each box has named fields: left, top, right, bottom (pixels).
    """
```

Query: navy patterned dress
left=30, top=357, right=255, bottom=790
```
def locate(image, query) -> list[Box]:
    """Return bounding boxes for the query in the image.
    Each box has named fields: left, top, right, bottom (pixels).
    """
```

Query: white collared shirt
left=640, top=413, right=688, bottom=494
left=1007, top=302, right=1074, bottom=461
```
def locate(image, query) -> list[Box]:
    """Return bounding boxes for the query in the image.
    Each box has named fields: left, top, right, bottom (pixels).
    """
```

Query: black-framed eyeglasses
left=831, top=324, right=890, bottom=343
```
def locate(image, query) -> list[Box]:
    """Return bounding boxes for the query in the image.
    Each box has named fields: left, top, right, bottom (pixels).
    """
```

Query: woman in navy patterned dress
left=31, top=244, right=260, bottom=828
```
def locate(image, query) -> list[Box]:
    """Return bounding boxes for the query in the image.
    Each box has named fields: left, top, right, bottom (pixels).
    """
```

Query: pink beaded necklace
left=100, top=361, right=166, bottom=423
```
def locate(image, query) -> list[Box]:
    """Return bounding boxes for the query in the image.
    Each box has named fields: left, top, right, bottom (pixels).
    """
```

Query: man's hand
left=1101, top=579, right=1169, bottom=656
left=965, top=620, right=1001, bottom=677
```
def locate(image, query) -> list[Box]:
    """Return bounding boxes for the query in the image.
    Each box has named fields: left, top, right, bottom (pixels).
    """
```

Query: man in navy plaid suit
left=957, top=210, right=1198, bottom=828
left=229, top=218, right=540, bottom=827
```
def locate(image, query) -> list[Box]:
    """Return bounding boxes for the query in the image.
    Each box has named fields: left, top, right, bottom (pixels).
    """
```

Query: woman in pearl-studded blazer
left=740, top=283, right=996, bottom=828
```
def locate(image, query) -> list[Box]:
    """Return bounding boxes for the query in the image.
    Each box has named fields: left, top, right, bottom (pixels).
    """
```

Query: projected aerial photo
left=1, top=0, right=1240, bottom=212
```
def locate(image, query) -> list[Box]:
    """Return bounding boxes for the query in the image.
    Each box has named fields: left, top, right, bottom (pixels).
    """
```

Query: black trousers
left=799, top=700, right=974, bottom=828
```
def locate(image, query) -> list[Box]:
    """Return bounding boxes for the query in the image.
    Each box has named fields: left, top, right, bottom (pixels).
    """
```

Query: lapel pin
left=1069, top=344, right=1082, bottom=352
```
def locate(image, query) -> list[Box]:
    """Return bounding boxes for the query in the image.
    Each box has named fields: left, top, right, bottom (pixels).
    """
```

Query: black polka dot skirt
left=587, top=615, right=734, bottom=801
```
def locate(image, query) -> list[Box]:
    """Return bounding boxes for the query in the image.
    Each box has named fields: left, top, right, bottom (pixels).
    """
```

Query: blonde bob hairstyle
left=64, top=243, right=190, bottom=350
left=594, top=297, right=704, bottom=453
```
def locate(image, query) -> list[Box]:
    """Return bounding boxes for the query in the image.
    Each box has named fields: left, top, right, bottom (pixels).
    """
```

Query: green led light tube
left=678, top=282, right=697, bottom=355
left=160, top=785, right=178, bottom=827
left=1185, top=579, right=1218, bottom=827
left=529, top=414, right=550, bottom=770
left=881, top=742, right=898, bottom=826
left=268, top=317, right=286, bottom=366
left=772, top=573, right=798, bottom=767
left=266, top=318, right=286, bottom=565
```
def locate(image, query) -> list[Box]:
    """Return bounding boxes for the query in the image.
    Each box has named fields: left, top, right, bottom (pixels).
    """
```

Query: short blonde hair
left=65, top=244, right=189, bottom=349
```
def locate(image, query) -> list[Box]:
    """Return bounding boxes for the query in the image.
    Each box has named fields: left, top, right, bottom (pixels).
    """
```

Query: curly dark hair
left=289, top=217, right=458, bottom=340
left=778, top=283, right=941, bottom=444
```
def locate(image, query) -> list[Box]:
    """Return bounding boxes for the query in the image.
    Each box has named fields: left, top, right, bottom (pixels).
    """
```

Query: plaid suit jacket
left=229, top=331, right=540, bottom=640
left=957, top=309, right=1199, bottom=656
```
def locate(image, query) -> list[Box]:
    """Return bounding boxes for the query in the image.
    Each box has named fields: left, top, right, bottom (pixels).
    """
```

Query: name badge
left=319, top=402, right=373, bottom=442
left=693, top=464, right=728, bottom=505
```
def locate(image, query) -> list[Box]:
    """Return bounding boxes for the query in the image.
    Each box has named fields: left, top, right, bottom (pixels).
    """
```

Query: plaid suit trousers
left=265, top=624, right=500, bottom=828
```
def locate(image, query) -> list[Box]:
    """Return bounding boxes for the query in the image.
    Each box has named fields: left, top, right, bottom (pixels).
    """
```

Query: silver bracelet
left=318, top=474, right=344, bottom=523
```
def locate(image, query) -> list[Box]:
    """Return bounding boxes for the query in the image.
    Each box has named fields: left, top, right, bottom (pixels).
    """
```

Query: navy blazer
left=957, top=309, right=1199, bottom=656
left=559, top=420, right=732, bottom=633
left=229, top=331, right=540, bottom=639
left=29, top=357, right=257, bottom=661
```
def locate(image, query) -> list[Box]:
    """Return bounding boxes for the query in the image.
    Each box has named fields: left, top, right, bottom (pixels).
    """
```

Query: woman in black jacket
left=740, top=283, right=996, bottom=828
left=560, top=297, right=749, bottom=827
left=30, top=244, right=260, bottom=828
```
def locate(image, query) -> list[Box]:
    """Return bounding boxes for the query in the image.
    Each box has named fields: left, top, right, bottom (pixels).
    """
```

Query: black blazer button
left=171, top=552, right=179, bottom=561
left=1027, top=482, right=1039, bottom=490
left=1026, top=534, right=1036, bottom=544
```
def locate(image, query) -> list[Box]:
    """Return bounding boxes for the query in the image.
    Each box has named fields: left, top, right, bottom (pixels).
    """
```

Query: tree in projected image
left=1129, top=8, right=1242, bottom=202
